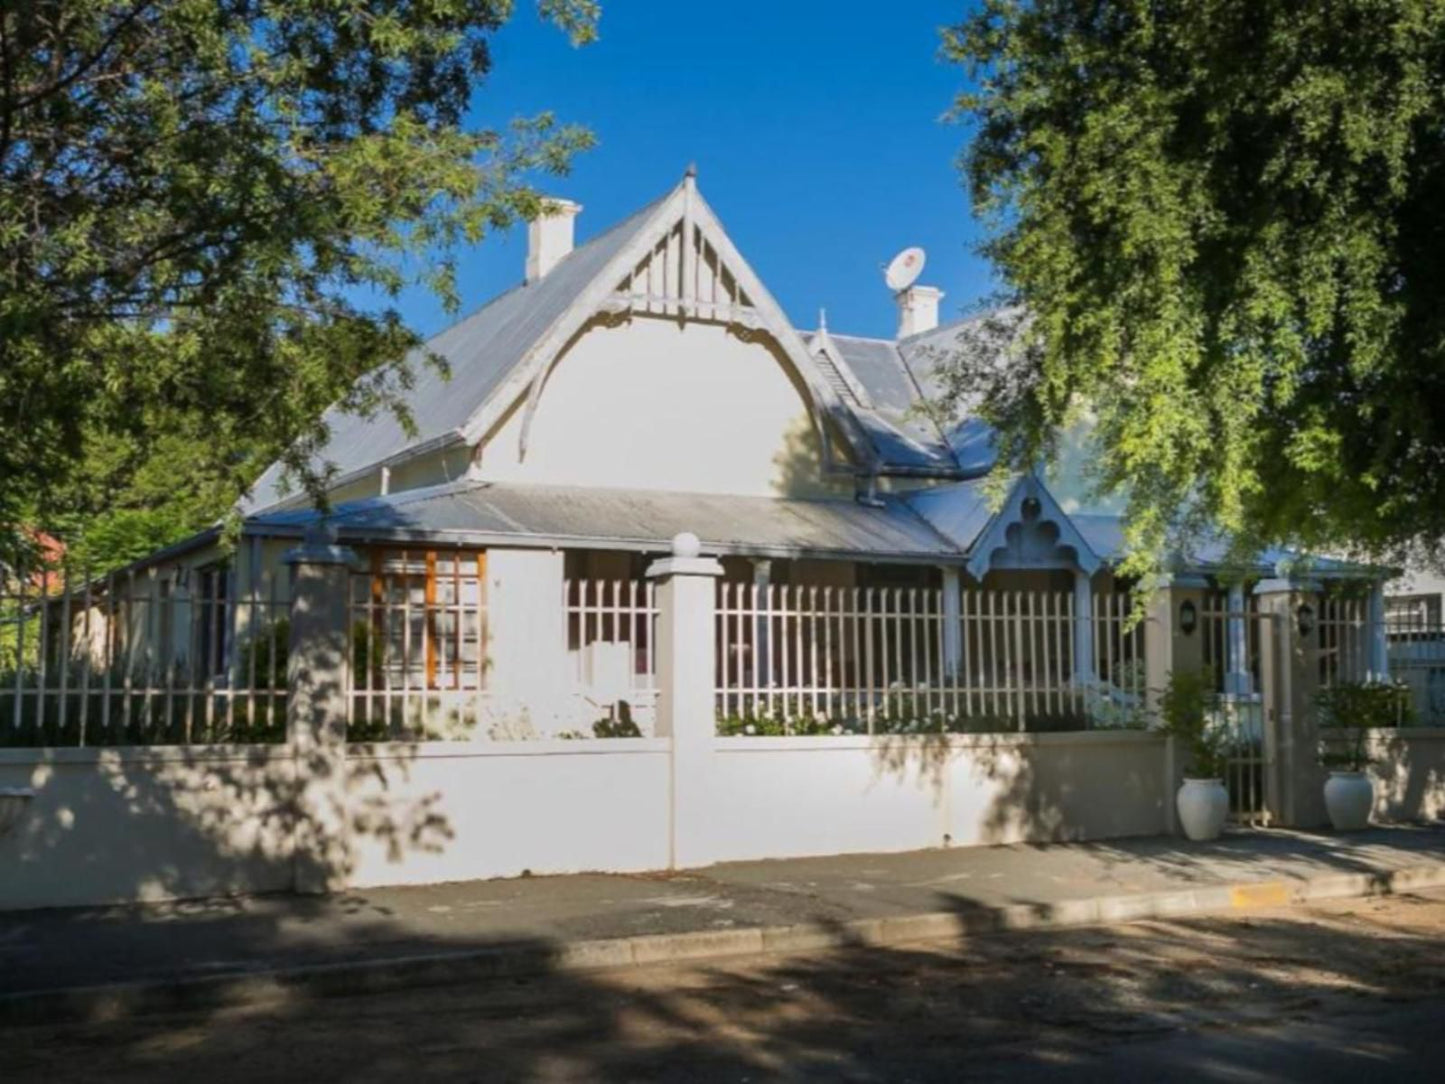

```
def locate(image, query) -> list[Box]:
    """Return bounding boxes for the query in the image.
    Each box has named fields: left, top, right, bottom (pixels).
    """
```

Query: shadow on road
left=8, top=892, right=1445, bottom=1082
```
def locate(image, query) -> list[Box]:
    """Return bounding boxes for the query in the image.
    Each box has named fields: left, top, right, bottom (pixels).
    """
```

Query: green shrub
left=1159, top=668, right=1230, bottom=779
left=1316, top=680, right=1414, bottom=771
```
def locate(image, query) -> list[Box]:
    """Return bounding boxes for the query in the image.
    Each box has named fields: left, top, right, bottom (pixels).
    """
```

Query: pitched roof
left=822, top=316, right=1002, bottom=477
left=245, top=480, right=961, bottom=562
left=241, top=176, right=1019, bottom=515
left=241, top=194, right=667, bottom=512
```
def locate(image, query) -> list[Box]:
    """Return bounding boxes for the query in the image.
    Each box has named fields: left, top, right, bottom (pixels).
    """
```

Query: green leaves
left=0, top=0, right=597, bottom=568
left=941, top=0, right=1445, bottom=574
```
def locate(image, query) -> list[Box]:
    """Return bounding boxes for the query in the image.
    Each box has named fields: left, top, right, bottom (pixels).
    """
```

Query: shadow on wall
left=769, top=410, right=854, bottom=500
left=1366, top=731, right=1445, bottom=823
left=10, top=897, right=1445, bottom=1079
left=867, top=732, right=1168, bottom=847
left=0, top=666, right=454, bottom=912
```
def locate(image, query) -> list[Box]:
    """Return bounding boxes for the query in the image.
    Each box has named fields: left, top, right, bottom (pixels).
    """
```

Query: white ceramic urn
left=1176, top=778, right=1229, bottom=841
left=1324, top=771, right=1373, bottom=832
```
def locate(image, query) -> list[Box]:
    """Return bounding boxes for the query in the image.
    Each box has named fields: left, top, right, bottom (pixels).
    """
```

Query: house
left=56, top=169, right=1395, bottom=740
left=1386, top=562, right=1445, bottom=626
left=13, top=169, right=1445, bottom=911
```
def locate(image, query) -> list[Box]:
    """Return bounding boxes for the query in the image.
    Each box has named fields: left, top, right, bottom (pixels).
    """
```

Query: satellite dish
left=884, top=246, right=926, bottom=292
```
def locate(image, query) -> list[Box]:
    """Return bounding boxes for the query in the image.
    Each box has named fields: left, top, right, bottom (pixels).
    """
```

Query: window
left=363, top=550, right=487, bottom=691
left=1386, top=594, right=1442, bottom=627
left=195, top=564, right=231, bottom=678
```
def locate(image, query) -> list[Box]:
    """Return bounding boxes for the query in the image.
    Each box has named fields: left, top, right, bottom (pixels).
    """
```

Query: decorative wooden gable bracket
left=965, top=473, right=1103, bottom=581
left=457, top=170, right=882, bottom=473
left=605, top=182, right=757, bottom=324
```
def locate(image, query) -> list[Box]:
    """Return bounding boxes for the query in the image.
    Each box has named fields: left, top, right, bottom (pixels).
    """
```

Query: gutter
left=243, top=430, right=465, bottom=515
left=241, top=522, right=965, bottom=568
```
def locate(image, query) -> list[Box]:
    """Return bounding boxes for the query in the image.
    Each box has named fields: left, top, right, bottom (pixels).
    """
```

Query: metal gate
left=1202, top=601, right=1277, bottom=825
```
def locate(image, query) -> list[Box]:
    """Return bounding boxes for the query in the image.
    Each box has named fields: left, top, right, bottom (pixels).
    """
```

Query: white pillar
left=941, top=567, right=963, bottom=678
left=1255, top=577, right=1324, bottom=826
left=285, top=523, right=359, bottom=894
left=1072, top=569, right=1095, bottom=685
left=1143, top=573, right=1208, bottom=836
left=649, top=533, right=723, bottom=869
left=1368, top=583, right=1389, bottom=680
left=1224, top=582, right=1254, bottom=696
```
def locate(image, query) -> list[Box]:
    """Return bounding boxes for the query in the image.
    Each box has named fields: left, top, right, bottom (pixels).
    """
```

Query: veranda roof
left=244, top=480, right=962, bottom=564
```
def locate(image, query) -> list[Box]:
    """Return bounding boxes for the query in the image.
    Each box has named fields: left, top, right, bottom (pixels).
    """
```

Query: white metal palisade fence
left=1, top=563, right=287, bottom=746
left=344, top=556, right=659, bottom=741
left=714, top=583, right=1147, bottom=735
left=1383, top=605, right=1445, bottom=727
left=346, top=550, right=488, bottom=741
left=562, top=575, right=657, bottom=737
left=1317, top=595, right=1445, bottom=727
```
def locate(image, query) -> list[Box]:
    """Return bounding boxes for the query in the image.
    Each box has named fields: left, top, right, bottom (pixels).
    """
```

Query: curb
left=4, top=861, right=1444, bottom=1028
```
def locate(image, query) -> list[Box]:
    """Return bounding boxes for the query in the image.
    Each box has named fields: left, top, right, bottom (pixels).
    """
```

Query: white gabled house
left=12, top=169, right=1445, bottom=912
left=75, top=169, right=1393, bottom=742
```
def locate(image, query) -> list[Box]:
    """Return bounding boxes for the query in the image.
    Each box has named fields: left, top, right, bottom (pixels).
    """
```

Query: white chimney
left=525, top=198, right=583, bottom=284
left=896, top=285, right=943, bottom=338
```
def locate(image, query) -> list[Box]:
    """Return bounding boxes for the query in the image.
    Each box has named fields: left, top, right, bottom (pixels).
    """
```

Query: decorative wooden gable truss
left=458, top=173, right=880, bottom=474
left=965, top=474, right=1103, bottom=581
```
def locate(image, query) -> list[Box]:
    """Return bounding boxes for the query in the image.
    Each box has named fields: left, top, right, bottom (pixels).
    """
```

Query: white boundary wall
left=1, top=732, right=1165, bottom=912
left=699, top=731, right=1168, bottom=864
left=0, top=741, right=672, bottom=911
left=343, top=740, right=671, bottom=888
left=9, top=728, right=1445, bottom=913
left=1322, top=728, right=1445, bottom=824
left=5, top=543, right=1435, bottom=914
left=0, top=745, right=299, bottom=911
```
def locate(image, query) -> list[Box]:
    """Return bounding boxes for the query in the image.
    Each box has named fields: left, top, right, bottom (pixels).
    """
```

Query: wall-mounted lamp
left=1297, top=603, right=1316, bottom=638
left=1179, top=599, right=1198, bottom=636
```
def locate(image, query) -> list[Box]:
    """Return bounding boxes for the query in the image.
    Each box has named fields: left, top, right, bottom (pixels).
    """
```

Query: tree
left=46, top=412, right=271, bottom=573
left=939, top=1, right=1445, bottom=577
left=0, top=1, right=598, bottom=566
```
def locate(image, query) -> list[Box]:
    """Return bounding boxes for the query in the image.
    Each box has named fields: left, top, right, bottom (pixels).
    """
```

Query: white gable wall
left=474, top=315, right=850, bottom=499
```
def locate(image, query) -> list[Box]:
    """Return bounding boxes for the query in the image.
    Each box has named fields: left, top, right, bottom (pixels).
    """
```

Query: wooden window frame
left=368, top=548, right=487, bottom=692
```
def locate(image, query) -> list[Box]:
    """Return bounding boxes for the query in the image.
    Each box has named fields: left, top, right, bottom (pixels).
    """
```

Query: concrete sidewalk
left=3, top=826, right=1444, bottom=1017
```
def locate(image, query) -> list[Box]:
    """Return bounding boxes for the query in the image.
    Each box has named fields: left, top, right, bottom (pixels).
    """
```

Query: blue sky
left=399, top=2, right=995, bottom=342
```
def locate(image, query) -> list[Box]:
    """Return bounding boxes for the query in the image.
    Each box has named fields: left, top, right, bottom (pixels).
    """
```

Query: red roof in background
left=27, top=529, right=66, bottom=594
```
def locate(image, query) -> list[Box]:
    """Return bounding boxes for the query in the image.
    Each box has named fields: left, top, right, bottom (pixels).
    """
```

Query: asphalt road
left=9, top=889, right=1445, bottom=1082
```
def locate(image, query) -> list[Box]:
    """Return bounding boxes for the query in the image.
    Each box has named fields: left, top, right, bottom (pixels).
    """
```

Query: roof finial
left=685, top=161, right=697, bottom=179
left=818, top=307, right=828, bottom=332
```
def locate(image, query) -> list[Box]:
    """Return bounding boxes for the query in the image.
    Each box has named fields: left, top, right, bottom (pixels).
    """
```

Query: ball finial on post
left=672, top=532, right=701, bottom=559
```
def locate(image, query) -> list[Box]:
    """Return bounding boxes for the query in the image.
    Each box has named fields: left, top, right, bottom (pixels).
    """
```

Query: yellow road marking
left=1230, top=882, right=1291, bottom=909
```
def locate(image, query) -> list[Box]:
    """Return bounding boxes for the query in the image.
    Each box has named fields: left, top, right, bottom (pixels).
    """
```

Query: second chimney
left=896, top=285, right=943, bottom=338
left=526, top=198, right=583, bottom=283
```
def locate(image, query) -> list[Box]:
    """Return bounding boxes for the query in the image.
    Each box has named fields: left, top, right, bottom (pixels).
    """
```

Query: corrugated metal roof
left=241, top=195, right=667, bottom=512
left=826, top=333, right=966, bottom=473
left=246, top=480, right=963, bottom=561
left=239, top=178, right=1017, bottom=515
left=902, top=479, right=996, bottom=553
left=1070, top=514, right=1128, bottom=563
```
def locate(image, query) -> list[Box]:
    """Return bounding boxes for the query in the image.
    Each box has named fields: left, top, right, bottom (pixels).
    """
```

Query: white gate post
left=648, top=533, right=723, bottom=869
left=1144, top=573, right=1208, bottom=834
left=285, top=522, right=359, bottom=894
left=1255, top=577, right=1324, bottom=827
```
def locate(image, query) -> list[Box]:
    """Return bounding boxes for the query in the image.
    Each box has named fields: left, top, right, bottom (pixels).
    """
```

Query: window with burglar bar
left=351, top=549, right=488, bottom=693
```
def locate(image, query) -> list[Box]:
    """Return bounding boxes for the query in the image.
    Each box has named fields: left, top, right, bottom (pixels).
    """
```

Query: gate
left=1202, top=600, right=1276, bottom=825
